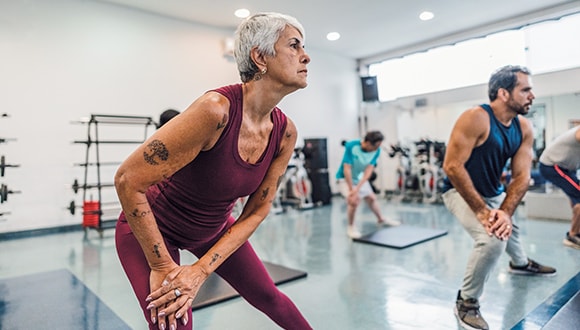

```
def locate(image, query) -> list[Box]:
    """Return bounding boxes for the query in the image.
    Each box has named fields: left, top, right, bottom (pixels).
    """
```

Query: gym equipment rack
left=0, top=113, right=21, bottom=221
left=71, top=114, right=156, bottom=237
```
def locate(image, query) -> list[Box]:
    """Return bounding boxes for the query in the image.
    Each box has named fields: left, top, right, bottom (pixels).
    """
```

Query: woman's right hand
left=147, top=264, right=209, bottom=329
left=147, top=266, right=178, bottom=329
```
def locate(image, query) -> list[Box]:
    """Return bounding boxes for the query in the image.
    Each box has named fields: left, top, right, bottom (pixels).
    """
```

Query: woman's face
left=266, top=25, right=311, bottom=91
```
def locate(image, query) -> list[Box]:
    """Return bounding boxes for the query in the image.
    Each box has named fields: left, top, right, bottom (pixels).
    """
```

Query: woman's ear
left=250, top=46, right=267, bottom=72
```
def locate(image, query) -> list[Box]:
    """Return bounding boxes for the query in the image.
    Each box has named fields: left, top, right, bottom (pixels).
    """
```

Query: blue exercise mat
left=0, top=269, right=130, bottom=330
left=353, top=225, right=448, bottom=249
left=192, top=261, right=307, bottom=310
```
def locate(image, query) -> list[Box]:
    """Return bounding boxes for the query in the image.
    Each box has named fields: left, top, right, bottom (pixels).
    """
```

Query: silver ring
left=174, top=288, right=182, bottom=298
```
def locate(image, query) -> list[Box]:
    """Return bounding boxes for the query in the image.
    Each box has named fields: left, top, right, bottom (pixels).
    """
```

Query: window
left=368, top=12, right=580, bottom=102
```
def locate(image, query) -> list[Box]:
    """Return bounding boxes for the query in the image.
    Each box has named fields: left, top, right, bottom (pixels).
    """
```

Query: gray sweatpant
left=442, top=188, right=529, bottom=299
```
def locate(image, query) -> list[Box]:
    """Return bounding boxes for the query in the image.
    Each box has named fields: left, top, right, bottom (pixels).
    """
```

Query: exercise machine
left=272, top=147, right=314, bottom=213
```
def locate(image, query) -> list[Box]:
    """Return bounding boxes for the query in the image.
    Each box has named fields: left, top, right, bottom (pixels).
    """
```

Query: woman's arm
left=146, top=116, right=299, bottom=321
left=114, top=91, right=230, bottom=327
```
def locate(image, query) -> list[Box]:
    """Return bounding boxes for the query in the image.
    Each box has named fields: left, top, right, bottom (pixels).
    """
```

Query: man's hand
left=347, top=189, right=360, bottom=205
left=488, top=209, right=513, bottom=241
left=475, top=208, right=494, bottom=237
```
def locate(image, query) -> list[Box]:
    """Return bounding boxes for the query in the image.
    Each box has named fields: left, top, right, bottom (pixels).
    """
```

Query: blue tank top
left=146, top=84, right=287, bottom=242
left=444, top=104, right=522, bottom=197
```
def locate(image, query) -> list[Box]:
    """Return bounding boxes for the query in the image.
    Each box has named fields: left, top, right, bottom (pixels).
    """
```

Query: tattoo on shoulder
left=152, top=244, right=161, bottom=258
left=143, top=139, right=169, bottom=165
left=260, top=187, right=270, bottom=200
left=285, top=131, right=292, bottom=138
left=216, top=114, right=227, bottom=130
left=209, top=253, right=221, bottom=267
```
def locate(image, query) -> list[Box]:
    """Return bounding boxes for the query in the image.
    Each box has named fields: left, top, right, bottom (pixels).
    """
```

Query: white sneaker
left=378, top=218, right=401, bottom=227
left=347, top=226, right=362, bottom=239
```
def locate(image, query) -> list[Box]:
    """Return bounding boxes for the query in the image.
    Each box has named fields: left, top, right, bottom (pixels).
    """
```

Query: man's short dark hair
left=488, top=65, right=531, bottom=102
left=364, top=131, right=384, bottom=144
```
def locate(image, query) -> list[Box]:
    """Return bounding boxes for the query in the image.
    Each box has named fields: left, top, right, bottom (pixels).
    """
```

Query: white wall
left=0, top=0, right=358, bottom=233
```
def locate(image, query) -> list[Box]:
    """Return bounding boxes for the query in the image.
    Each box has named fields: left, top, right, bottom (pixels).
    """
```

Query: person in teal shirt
left=336, top=131, right=400, bottom=238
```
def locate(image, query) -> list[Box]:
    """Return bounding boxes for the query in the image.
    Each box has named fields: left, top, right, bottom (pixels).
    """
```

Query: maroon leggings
left=115, top=216, right=311, bottom=330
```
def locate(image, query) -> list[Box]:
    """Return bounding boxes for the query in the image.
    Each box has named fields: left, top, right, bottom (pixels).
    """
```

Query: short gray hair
left=234, top=12, right=305, bottom=82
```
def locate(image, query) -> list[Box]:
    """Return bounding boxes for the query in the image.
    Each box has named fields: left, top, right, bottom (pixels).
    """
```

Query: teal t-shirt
left=336, top=140, right=380, bottom=184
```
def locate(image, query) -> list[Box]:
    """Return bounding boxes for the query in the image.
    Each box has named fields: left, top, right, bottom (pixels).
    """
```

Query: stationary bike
left=388, top=143, right=420, bottom=202
left=413, top=139, right=446, bottom=204
left=272, top=147, right=314, bottom=213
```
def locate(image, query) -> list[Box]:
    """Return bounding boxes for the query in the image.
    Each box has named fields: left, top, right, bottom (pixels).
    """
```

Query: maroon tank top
left=146, top=84, right=287, bottom=242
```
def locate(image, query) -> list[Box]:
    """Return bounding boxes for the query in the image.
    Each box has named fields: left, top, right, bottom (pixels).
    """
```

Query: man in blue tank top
left=442, top=65, right=556, bottom=330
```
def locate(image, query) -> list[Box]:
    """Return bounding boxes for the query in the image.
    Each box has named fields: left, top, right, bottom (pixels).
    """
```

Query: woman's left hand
left=146, top=264, right=209, bottom=326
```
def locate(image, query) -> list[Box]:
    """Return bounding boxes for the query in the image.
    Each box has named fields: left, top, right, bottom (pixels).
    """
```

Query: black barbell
left=1, top=155, right=21, bottom=177
left=66, top=200, right=120, bottom=215
left=71, top=179, right=115, bottom=194
left=0, top=137, right=17, bottom=144
left=0, top=183, right=21, bottom=204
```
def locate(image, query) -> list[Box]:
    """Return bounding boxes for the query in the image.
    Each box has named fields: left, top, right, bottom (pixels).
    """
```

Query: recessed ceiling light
left=419, top=11, right=434, bottom=21
left=326, top=32, right=341, bottom=41
left=234, top=8, right=250, bottom=18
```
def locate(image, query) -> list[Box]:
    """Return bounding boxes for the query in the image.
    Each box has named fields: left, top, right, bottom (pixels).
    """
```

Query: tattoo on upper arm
left=209, top=253, right=221, bottom=267
left=128, top=208, right=152, bottom=218
left=216, top=114, right=227, bottom=130
left=152, top=244, right=161, bottom=258
left=143, top=139, right=169, bottom=165
left=260, top=187, right=270, bottom=200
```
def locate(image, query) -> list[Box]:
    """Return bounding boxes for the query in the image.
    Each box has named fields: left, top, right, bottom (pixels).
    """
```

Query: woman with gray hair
left=114, top=12, right=311, bottom=330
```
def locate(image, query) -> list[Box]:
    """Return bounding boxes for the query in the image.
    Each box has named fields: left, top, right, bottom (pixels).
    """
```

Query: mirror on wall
left=525, top=103, right=546, bottom=166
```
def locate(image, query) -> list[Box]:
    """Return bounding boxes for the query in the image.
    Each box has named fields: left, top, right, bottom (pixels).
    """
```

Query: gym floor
left=0, top=196, right=579, bottom=329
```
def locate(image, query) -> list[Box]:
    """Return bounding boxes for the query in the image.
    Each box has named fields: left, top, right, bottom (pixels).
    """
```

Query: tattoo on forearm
left=216, top=114, right=227, bottom=130
left=260, top=187, right=269, bottom=200
left=143, top=139, right=169, bottom=165
left=209, top=253, right=221, bottom=267
left=128, top=208, right=152, bottom=218
left=153, top=244, right=161, bottom=258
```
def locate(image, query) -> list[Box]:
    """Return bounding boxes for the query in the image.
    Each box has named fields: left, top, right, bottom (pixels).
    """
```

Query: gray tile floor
left=1, top=196, right=579, bottom=329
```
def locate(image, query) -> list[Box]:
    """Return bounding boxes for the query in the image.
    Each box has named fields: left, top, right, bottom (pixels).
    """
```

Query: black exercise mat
left=192, top=261, right=307, bottom=310
left=511, top=271, right=580, bottom=330
left=0, top=269, right=131, bottom=330
left=353, top=225, right=448, bottom=249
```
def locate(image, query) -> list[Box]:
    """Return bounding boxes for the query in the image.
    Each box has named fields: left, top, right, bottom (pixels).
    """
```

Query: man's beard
left=507, top=97, right=531, bottom=115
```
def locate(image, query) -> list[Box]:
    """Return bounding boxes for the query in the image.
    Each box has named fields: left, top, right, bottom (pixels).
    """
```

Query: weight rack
left=0, top=113, right=21, bottom=221
left=71, top=114, right=156, bottom=237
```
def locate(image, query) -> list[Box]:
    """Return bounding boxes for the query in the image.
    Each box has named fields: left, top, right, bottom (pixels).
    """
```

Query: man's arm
left=443, top=107, right=490, bottom=217
left=499, top=116, right=534, bottom=216
left=355, top=165, right=376, bottom=190
left=343, top=163, right=354, bottom=191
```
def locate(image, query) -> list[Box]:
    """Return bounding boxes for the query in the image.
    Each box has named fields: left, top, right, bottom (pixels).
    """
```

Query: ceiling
left=99, top=0, right=580, bottom=63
